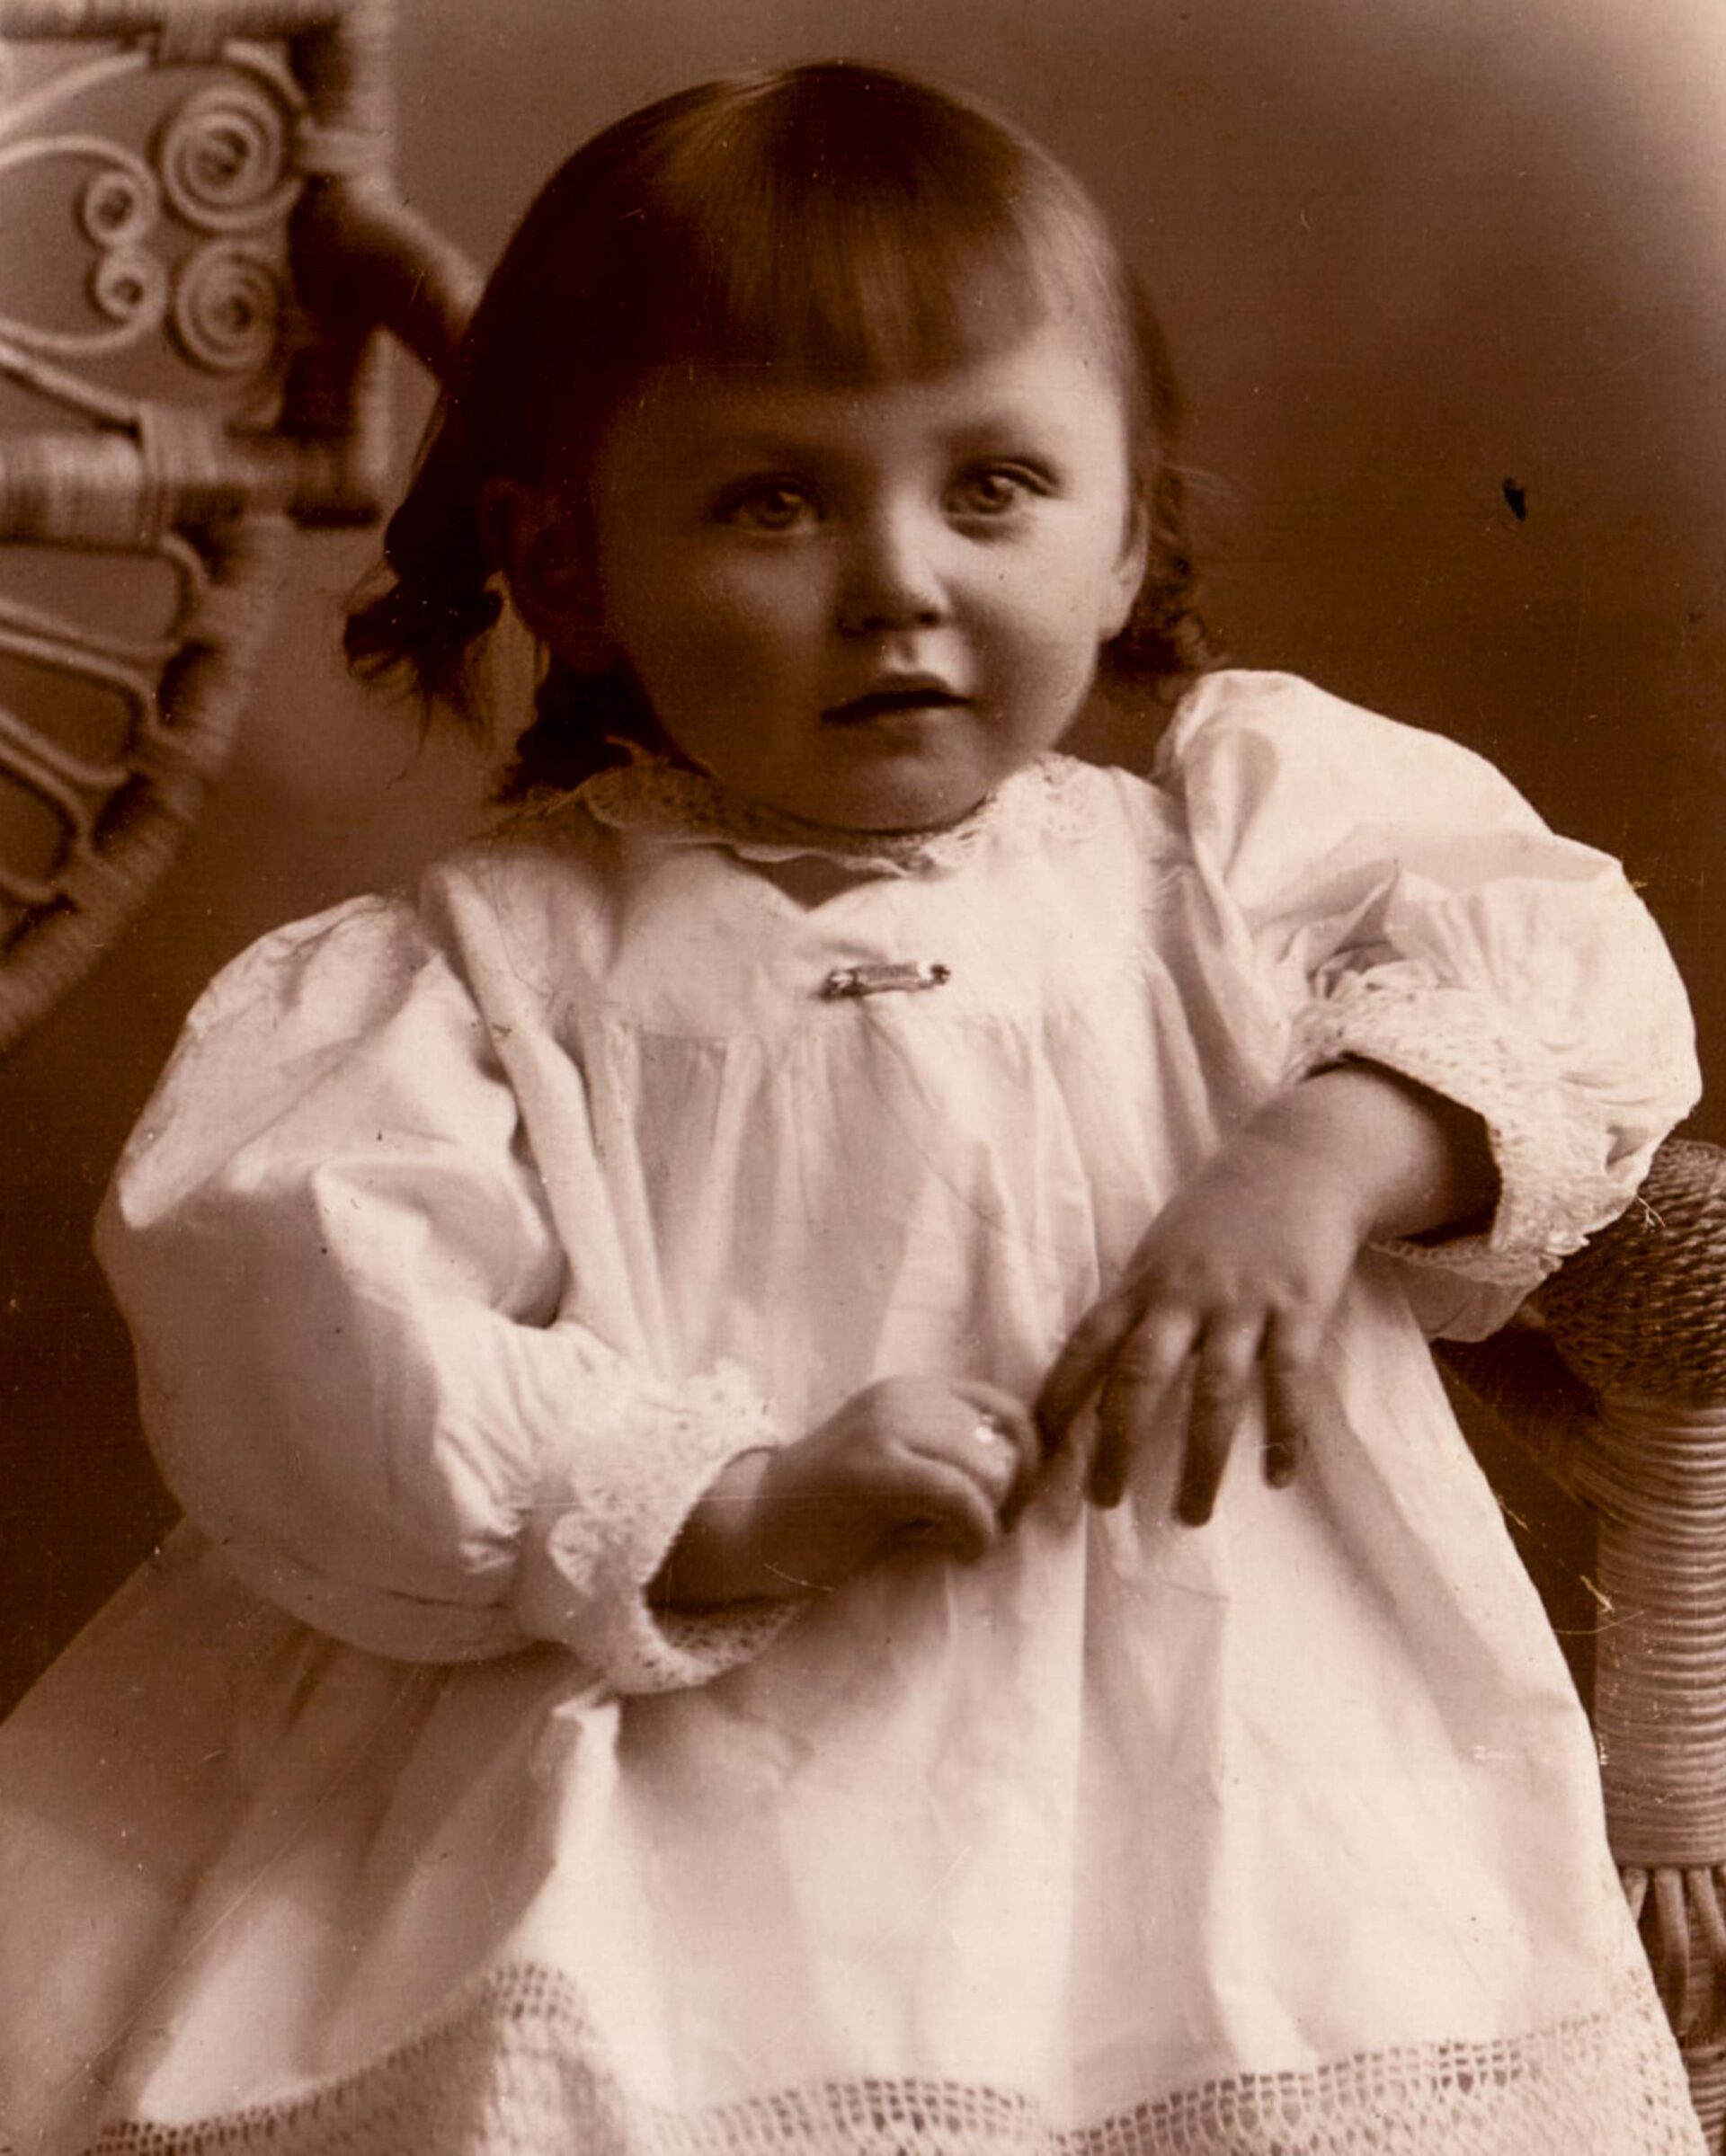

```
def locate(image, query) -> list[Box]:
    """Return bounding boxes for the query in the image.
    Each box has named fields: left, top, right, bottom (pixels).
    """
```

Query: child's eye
left=713, top=479, right=817, bottom=532
left=948, top=466, right=1045, bottom=519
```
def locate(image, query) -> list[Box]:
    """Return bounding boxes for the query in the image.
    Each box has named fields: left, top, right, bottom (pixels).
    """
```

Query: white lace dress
left=0, top=670, right=1706, bottom=2155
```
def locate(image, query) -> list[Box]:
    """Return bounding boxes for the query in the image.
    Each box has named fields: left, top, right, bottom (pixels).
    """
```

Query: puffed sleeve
left=95, top=892, right=791, bottom=1690
left=1157, top=670, right=1701, bottom=1335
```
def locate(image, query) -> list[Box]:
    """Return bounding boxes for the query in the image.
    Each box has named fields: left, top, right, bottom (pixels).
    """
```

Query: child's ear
left=1099, top=494, right=1152, bottom=642
left=479, top=478, right=612, bottom=667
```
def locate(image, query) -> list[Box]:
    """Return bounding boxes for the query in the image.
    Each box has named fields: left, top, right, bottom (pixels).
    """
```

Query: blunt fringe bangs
left=465, top=63, right=1154, bottom=479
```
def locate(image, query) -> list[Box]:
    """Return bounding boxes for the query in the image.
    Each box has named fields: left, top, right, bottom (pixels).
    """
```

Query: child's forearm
left=1248, top=1062, right=1498, bottom=1244
left=652, top=1451, right=790, bottom=1611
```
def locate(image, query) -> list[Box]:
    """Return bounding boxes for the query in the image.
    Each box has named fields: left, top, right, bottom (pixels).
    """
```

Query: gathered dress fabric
left=0, top=670, right=1707, bottom=2155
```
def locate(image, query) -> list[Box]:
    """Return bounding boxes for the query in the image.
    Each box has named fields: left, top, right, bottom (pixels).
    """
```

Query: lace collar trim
left=568, top=751, right=1097, bottom=877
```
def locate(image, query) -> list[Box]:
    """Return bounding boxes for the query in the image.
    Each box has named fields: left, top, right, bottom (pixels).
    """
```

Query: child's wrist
left=650, top=1448, right=787, bottom=1610
left=1221, top=1118, right=1385, bottom=1247
left=1253, top=1065, right=1496, bottom=1242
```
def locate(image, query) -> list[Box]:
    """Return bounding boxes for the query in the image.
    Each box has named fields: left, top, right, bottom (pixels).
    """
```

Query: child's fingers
left=1090, top=1309, right=1197, bottom=1508
left=949, top=1382, right=1040, bottom=1525
left=1172, top=1318, right=1264, bottom=1524
left=1262, top=1329, right=1346, bottom=1490
left=1035, top=1291, right=1140, bottom=1451
left=888, top=1457, right=1004, bottom=1562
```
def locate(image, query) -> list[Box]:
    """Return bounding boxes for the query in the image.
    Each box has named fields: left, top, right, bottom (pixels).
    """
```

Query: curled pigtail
left=1091, top=275, right=1219, bottom=701
left=497, top=658, right=662, bottom=802
left=1106, top=458, right=1220, bottom=694
left=343, top=403, right=505, bottom=736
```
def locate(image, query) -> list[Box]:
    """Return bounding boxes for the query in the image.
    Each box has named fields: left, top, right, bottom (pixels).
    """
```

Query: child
left=0, top=60, right=1706, bottom=2156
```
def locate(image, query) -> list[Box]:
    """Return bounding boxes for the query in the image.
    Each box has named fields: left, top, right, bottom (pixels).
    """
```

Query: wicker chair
left=0, top=0, right=476, bottom=1053
left=1440, top=1136, right=1726, bottom=2145
left=2, top=4, right=1723, bottom=2145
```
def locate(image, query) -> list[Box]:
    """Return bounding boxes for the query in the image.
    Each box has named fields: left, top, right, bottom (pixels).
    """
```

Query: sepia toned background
left=3, top=0, right=1723, bottom=1705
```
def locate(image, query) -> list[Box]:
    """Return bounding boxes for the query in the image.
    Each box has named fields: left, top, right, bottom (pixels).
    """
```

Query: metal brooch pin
left=820, top=961, right=952, bottom=1000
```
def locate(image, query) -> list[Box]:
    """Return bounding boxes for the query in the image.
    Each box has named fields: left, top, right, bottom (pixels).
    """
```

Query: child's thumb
left=894, top=1460, right=1001, bottom=1562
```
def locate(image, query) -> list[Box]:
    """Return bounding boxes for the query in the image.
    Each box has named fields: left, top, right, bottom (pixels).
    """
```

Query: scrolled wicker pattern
left=0, top=0, right=479, bottom=1055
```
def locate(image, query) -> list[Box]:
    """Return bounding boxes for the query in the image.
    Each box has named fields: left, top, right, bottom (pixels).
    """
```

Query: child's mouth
left=823, top=687, right=970, bottom=726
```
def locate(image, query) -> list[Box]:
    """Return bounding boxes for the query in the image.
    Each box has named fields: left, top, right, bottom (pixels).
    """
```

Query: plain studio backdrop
left=1, top=0, right=1722, bottom=1706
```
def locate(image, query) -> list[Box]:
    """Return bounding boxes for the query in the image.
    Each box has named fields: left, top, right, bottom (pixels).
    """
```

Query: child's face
left=563, top=317, right=1147, bottom=831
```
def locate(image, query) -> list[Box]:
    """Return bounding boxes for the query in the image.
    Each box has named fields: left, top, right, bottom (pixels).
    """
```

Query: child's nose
left=834, top=506, right=949, bottom=635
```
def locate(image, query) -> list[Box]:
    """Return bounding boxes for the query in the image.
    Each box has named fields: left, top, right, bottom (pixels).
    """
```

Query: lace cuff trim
left=565, top=750, right=1100, bottom=876
left=1286, top=977, right=1630, bottom=1291
left=513, top=1357, right=792, bottom=1694
left=76, top=1956, right=1704, bottom=2155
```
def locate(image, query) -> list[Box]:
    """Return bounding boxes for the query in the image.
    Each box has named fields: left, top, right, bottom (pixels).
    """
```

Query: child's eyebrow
left=691, top=406, right=1061, bottom=469
left=694, top=430, right=826, bottom=466
left=942, top=408, right=1063, bottom=451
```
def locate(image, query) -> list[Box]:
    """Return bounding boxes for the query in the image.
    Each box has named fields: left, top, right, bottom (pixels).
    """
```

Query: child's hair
left=344, top=61, right=1213, bottom=796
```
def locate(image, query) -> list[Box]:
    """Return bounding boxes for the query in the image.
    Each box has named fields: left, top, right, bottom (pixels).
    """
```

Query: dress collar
left=567, top=750, right=1098, bottom=878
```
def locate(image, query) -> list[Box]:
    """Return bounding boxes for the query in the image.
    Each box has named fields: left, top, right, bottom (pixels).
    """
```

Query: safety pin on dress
left=820, top=962, right=952, bottom=999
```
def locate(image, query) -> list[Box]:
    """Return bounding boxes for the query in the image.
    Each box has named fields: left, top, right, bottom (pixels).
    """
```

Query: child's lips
left=823, top=684, right=972, bottom=726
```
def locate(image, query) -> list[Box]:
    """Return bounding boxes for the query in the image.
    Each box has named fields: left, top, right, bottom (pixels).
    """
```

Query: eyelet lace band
left=68, top=1957, right=1704, bottom=2156
left=1287, top=976, right=1636, bottom=1288
left=566, top=752, right=1101, bottom=876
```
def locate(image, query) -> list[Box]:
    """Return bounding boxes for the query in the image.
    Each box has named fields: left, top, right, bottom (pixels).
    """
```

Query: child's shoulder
left=1154, top=667, right=1469, bottom=770
left=173, top=812, right=610, bottom=1048
left=429, top=793, right=618, bottom=910
left=1148, top=667, right=1538, bottom=835
left=176, top=890, right=437, bottom=1048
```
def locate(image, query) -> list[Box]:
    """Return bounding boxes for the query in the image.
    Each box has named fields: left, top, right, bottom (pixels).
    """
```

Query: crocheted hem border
left=44, top=1955, right=1705, bottom=2156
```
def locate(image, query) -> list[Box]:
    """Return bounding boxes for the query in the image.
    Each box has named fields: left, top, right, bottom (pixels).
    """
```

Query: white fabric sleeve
left=1159, top=670, right=1701, bottom=1335
left=95, top=896, right=792, bottom=1690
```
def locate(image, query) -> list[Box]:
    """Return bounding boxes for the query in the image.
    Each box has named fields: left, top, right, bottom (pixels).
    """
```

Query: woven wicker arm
left=1444, top=1136, right=1726, bottom=2150
left=0, top=0, right=478, bottom=1055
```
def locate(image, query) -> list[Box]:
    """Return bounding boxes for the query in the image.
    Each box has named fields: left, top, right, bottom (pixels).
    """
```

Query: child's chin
left=825, top=787, right=989, bottom=837
left=807, top=760, right=1002, bottom=837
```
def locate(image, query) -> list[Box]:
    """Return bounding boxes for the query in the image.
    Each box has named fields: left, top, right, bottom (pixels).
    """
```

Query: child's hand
left=1036, top=1131, right=1368, bottom=1523
left=1036, top=1066, right=1497, bottom=1524
left=653, top=1378, right=1039, bottom=1609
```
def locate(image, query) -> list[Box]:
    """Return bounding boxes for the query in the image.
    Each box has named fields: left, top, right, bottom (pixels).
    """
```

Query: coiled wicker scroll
left=1446, top=1135, right=1726, bottom=2151
left=0, top=0, right=479, bottom=1053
